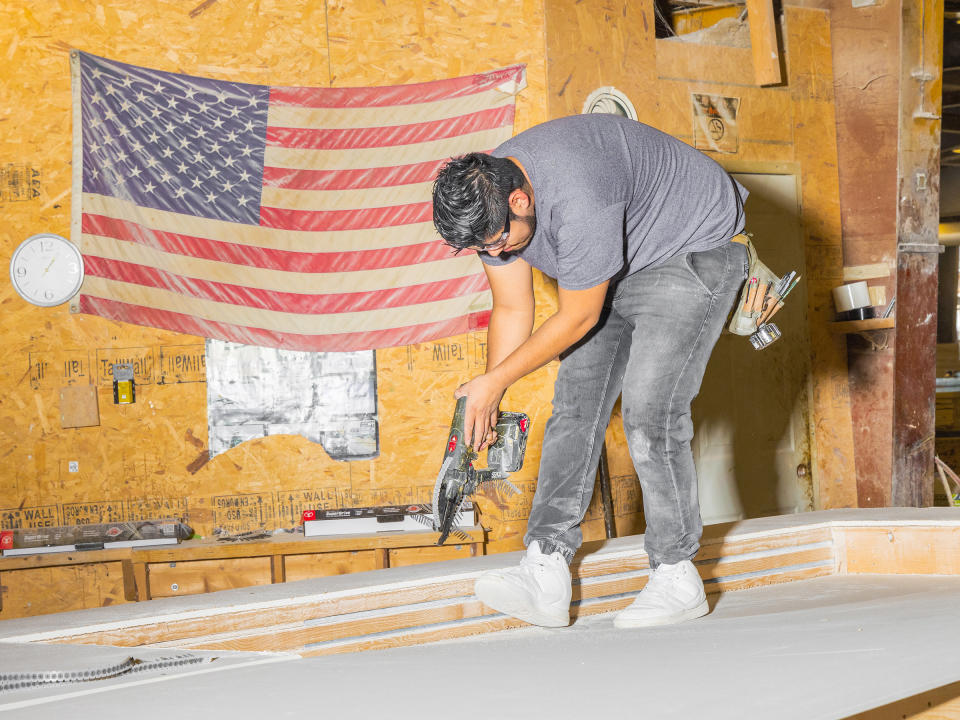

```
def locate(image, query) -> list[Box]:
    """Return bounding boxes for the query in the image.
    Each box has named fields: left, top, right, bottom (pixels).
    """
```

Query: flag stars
left=153, top=80, right=164, bottom=93
left=239, top=145, right=254, bottom=157
left=167, top=96, right=178, bottom=109
left=158, top=170, right=173, bottom=183
left=173, top=187, right=187, bottom=199
left=184, top=87, right=197, bottom=101
left=222, top=180, right=235, bottom=193
left=181, top=111, right=193, bottom=124
left=178, top=136, right=192, bottom=149
left=177, top=161, right=189, bottom=174
left=144, top=180, right=156, bottom=193
left=238, top=169, right=251, bottom=182
left=209, top=140, right=222, bottom=154
left=205, top=190, right=217, bottom=203
left=237, top=195, right=249, bottom=206
left=191, top=176, right=204, bottom=188
left=120, top=75, right=134, bottom=88
left=208, top=167, right=221, bottom=179
left=212, top=117, right=225, bottom=130
left=160, top=147, right=175, bottom=159
left=132, top=116, right=146, bottom=129
left=150, top=106, right=163, bottom=119
left=104, top=84, right=117, bottom=96
left=163, top=121, right=176, bottom=134
left=191, top=150, right=205, bottom=163
left=135, top=90, right=147, bottom=103
left=147, top=131, right=159, bottom=143
left=118, top=99, right=132, bottom=113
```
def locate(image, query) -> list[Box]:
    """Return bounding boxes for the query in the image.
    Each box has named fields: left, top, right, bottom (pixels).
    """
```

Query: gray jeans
left=524, top=241, right=749, bottom=567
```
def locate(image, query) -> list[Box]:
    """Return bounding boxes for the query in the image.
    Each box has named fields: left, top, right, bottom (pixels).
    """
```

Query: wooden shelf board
left=829, top=317, right=896, bottom=333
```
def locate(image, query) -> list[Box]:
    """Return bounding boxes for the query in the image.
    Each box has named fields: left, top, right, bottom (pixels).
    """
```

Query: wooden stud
left=746, top=0, right=782, bottom=86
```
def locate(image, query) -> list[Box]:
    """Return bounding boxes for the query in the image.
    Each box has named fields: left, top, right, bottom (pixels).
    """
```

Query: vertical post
left=597, top=442, right=617, bottom=539
left=892, top=0, right=943, bottom=507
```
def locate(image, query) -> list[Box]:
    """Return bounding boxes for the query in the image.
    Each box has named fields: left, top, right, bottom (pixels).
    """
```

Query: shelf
left=829, top=317, right=895, bottom=333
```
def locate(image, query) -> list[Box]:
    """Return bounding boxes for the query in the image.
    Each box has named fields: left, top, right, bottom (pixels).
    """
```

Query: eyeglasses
left=477, top=214, right=510, bottom=252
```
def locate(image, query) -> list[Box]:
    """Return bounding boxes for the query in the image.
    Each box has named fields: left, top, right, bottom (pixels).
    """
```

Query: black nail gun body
left=432, top=396, right=529, bottom=545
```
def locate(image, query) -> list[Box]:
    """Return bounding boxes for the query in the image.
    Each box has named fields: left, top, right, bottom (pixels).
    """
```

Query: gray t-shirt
left=480, top=114, right=748, bottom=290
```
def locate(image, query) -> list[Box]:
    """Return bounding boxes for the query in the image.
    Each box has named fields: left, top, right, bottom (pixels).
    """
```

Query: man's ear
left=508, top=188, right=531, bottom=211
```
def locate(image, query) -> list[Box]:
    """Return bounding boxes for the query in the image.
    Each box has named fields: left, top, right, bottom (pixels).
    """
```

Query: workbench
left=0, top=527, right=485, bottom=617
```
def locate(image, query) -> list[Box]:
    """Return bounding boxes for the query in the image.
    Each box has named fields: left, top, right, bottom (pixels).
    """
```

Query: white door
left=692, top=173, right=814, bottom=524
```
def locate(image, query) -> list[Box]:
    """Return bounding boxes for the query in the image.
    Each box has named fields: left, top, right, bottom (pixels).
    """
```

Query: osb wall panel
left=2, top=0, right=645, bottom=568
left=544, top=0, right=856, bottom=510
left=0, top=563, right=129, bottom=619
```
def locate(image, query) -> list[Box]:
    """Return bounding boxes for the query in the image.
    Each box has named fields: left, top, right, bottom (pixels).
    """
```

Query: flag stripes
left=79, top=295, right=490, bottom=352
left=83, top=257, right=491, bottom=315
left=265, top=105, right=514, bottom=150
left=83, top=213, right=461, bottom=273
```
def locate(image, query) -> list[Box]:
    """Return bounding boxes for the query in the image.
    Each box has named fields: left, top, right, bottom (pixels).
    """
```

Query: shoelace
left=642, top=567, right=687, bottom=599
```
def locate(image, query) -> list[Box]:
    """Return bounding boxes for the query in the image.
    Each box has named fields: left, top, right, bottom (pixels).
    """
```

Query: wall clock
left=9, top=233, right=85, bottom=307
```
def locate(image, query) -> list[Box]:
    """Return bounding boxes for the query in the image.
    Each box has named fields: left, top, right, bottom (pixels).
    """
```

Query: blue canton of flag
left=78, top=52, right=270, bottom=225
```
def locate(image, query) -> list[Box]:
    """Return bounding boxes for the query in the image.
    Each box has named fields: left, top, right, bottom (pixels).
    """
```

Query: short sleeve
left=555, top=202, right=626, bottom=290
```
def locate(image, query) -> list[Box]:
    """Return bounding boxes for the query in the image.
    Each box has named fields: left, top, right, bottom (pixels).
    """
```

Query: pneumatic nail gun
left=431, top=396, right=530, bottom=545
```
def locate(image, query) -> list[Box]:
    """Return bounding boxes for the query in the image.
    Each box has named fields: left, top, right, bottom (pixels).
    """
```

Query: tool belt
left=727, top=234, right=778, bottom=336
left=726, top=233, right=796, bottom=350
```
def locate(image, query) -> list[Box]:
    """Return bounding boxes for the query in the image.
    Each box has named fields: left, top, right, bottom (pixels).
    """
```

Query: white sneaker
left=614, top=560, right=709, bottom=629
left=474, top=541, right=571, bottom=627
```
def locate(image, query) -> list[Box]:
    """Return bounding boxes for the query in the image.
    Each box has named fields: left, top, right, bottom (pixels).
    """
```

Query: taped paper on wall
left=206, top=339, right=379, bottom=460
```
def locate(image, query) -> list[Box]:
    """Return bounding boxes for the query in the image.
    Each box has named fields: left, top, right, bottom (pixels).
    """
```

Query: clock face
left=9, top=233, right=85, bottom=307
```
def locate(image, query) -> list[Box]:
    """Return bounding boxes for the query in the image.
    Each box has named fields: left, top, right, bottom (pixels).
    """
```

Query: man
left=431, top=113, right=748, bottom=629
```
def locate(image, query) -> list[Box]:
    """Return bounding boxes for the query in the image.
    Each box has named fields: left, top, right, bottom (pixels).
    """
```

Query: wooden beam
left=746, top=0, right=781, bottom=86
left=893, top=0, right=943, bottom=507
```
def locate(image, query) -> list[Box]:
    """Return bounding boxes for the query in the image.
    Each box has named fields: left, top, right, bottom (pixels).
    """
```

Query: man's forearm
left=487, top=310, right=596, bottom=391
left=485, top=306, right=534, bottom=372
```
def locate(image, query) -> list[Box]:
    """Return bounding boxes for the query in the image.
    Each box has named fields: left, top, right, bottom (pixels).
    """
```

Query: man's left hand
left=454, top=374, right=505, bottom=451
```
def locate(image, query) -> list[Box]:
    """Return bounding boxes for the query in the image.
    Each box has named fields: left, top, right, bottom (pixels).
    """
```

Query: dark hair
left=431, top=153, right=526, bottom=250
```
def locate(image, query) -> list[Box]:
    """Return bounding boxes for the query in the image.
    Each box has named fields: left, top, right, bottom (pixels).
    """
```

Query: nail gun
left=432, top=396, right=530, bottom=545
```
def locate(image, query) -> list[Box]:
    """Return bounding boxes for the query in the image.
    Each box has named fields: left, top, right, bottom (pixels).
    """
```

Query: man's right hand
left=455, top=374, right=505, bottom=451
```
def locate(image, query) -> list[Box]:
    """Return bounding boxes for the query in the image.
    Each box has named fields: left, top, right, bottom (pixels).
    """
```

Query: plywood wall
left=0, top=0, right=856, bottom=589
left=1, top=0, right=637, bottom=564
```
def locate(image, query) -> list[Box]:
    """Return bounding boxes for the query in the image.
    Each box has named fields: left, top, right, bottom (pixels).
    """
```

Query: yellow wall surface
left=0, top=0, right=855, bottom=595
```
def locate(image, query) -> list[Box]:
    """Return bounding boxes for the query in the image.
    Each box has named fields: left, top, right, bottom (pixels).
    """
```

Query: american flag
left=70, top=51, right=525, bottom=351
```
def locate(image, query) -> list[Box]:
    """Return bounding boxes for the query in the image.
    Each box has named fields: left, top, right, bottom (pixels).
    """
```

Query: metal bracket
left=898, top=243, right=944, bottom=254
